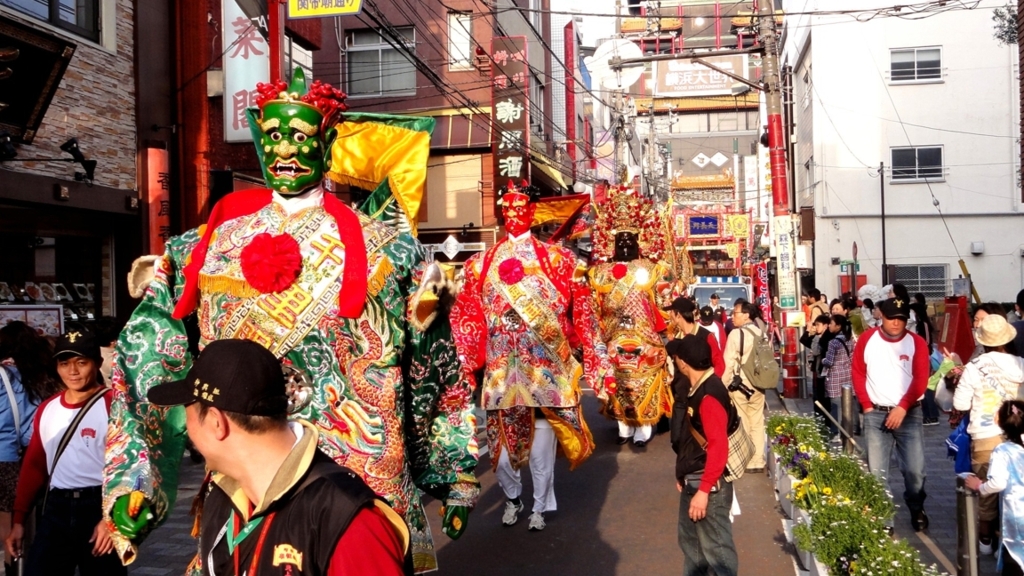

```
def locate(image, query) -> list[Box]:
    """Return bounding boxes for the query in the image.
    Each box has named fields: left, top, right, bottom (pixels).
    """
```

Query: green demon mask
left=246, top=69, right=347, bottom=195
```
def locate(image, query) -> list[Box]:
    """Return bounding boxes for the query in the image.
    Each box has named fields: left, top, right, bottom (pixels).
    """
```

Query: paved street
left=129, top=393, right=796, bottom=575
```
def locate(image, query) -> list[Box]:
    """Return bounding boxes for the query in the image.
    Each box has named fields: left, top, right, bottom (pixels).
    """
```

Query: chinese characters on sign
left=144, top=148, right=172, bottom=255
left=773, top=215, right=798, bottom=308
left=491, top=36, right=530, bottom=194
left=223, top=0, right=269, bottom=143
left=654, top=54, right=748, bottom=98
left=687, top=215, right=720, bottom=237
left=288, top=0, right=363, bottom=18
left=754, top=262, right=772, bottom=323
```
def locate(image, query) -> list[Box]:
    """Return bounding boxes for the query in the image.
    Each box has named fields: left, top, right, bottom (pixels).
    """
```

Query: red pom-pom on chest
left=240, top=233, right=303, bottom=294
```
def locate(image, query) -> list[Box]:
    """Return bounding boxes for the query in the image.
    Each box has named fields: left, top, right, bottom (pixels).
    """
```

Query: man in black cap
left=664, top=297, right=725, bottom=377
left=124, top=339, right=410, bottom=575
left=852, top=297, right=931, bottom=532
left=6, top=328, right=122, bottom=576
left=668, top=335, right=739, bottom=576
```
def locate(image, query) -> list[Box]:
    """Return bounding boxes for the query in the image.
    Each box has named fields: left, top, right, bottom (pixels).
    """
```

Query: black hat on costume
left=53, top=329, right=101, bottom=361
left=878, top=297, right=910, bottom=320
left=666, top=335, right=713, bottom=371
left=146, top=339, right=288, bottom=416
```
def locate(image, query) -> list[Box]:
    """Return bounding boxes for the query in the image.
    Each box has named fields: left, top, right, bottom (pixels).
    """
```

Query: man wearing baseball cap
left=852, top=297, right=931, bottom=531
left=664, top=297, right=725, bottom=377
left=6, top=328, right=123, bottom=575
left=668, top=335, right=739, bottom=576
left=118, top=339, right=410, bottom=575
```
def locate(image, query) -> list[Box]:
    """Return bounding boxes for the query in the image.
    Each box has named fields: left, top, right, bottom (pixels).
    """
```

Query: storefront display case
left=0, top=304, right=64, bottom=336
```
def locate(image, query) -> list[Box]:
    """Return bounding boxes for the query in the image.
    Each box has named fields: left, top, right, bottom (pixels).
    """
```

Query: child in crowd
left=4, top=329, right=123, bottom=576
left=965, top=400, right=1024, bottom=576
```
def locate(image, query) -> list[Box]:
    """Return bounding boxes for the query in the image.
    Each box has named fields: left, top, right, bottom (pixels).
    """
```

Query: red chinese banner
left=491, top=36, right=530, bottom=195
left=143, top=147, right=171, bottom=254
left=754, top=261, right=772, bottom=323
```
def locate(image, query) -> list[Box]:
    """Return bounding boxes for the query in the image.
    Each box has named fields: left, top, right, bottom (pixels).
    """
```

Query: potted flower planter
left=793, top=509, right=812, bottom=570
left=809, top=553, right=829, bottom=576
left=778, top=473, right=798, bottom=518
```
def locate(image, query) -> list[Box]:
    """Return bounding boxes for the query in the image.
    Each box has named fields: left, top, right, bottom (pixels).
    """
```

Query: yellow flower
left=799, top=444, right=808, bottom=452
left=775, top=426, right=784, bottom=434
left=822, top=487, right=833, bottom=495
left=819, top=452, right=828, bottom=460
left=808, top=483, right=819, bottom=494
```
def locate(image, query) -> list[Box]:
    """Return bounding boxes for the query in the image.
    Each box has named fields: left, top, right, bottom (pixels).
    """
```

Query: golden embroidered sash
left=203, top=209, right=398, bottom=358
left=494, top=269, right=583, bottom=387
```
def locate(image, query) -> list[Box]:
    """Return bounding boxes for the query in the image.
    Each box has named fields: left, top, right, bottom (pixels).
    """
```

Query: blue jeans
left=863, top=407, right=927, bottom=516
left=678, top=479, right=738, bottom=576
left=828, top=400, right=841, bottom=436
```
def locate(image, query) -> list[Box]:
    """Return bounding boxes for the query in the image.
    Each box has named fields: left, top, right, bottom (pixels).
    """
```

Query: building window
left=801, top=71, right=812, bottom=109
left=890, top=47, right=941, bottom=82
left=891, top=146, right=943, bottom=182
left=2, top=0, right=99, bottom=41
left=448, top=12, right=473, bottom=71
left=892, top=264, right=949, bottom=300
left=346, top=27, right=416, bottom=97
left=529, top=0, right=542, bottom=31
left=285, top=35, right=314, bottom=81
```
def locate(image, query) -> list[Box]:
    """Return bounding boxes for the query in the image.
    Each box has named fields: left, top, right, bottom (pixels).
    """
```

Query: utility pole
left=880, top=161, right=888, bottom=285
left=758, top=0, right=801, bottom=398
left=267, top=0, right=285, bottom=81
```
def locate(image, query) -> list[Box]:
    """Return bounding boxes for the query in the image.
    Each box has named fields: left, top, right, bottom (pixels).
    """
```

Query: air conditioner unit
left=795, top=244, right=812, bottom=270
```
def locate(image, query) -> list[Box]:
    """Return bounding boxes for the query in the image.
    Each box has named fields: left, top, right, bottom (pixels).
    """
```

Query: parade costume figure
left=588, top=187, right=675, bottom=446
left=450, top=183, right=612, bottom=530
left=102, top=70, right=478, bottom=573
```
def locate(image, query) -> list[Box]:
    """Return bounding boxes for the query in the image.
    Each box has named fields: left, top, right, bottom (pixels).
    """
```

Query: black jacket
left=669, top=370, right=740, bottom=482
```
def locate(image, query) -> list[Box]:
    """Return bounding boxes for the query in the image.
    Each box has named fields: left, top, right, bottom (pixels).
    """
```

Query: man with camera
left=722, top=301, right=766, bottom=471
left=669, top=335, right=739, bottom=576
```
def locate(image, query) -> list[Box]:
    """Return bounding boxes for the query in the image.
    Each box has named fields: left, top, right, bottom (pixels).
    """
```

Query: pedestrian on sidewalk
left=5, top=328, right=123, bottom=576
left=668, top=335, right=739, bottom=576
left=964, top=399, right=1024, bottom=576
left=723, top=301, right=765, bottom=471
left=821, top=314, right=853, bottom=442
left=698, top=306, right=726, bottom=354
left=911, top=299, right=941, bottom=426
left=141, top=339, right=411, bottom=575
left=852, top=297, right=932, bottom=532
left=666, top=298, right=725, bottom=377
left=1011, top=289, right=1024, bottom=359
left=0, top=322, right=53, bottom=576
left=952, top=315, right=1024, bottom=555
left=800, top=314, right=831, bottom=437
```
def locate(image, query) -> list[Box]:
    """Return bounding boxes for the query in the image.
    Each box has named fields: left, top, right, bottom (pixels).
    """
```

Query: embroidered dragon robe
left=103, top=189, right=478, bottom=573
left=451, top=235, right=610, bottom=470
left=588, top=259, right=674, bottom=427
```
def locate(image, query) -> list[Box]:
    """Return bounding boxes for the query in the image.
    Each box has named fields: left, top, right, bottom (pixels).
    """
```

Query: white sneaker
left=830, top=434, right=841, bottom=444
left=979, top=540, right=994, bottom=555
left=528, top=511, right=546, bottom=531
left=502, top=500, right=523, bottom=526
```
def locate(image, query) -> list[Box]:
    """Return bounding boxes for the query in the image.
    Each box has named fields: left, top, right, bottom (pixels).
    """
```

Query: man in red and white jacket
left=851, top=297, right=931, bottom=532
left=5, top=329, right=124, bottom=576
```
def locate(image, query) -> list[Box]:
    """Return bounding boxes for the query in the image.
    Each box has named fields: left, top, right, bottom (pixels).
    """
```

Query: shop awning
left=530, top=156, right=569, bottom=191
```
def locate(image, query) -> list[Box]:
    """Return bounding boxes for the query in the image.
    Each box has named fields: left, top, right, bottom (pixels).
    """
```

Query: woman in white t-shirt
left=953, top=315, right=1024, bottom=556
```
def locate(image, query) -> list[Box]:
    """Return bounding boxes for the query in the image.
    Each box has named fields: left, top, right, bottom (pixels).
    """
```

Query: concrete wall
left=784, top=0, right=1024, bottom=301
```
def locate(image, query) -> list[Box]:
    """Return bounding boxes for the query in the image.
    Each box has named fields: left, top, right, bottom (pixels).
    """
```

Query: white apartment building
left=783, top=0, right=1024, bottom=302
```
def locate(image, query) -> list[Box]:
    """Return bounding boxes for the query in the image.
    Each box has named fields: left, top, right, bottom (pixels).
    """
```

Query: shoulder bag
left=0, top=367, right=23, bottom=457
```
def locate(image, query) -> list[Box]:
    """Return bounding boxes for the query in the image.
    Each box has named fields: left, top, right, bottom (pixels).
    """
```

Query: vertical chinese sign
left=223, top=0, right=270, bottom=143
left=491, top=36, right=530, bottom=195
left=143, top=147, right=171, bottom=254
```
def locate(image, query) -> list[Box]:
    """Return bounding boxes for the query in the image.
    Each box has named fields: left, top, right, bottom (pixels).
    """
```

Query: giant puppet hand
left=111, top=492, right=154, bottom=540
left=441, top=504, right=470, bottom=540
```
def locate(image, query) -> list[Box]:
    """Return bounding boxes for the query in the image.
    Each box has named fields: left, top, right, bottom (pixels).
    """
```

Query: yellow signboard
left=288, top=0, right=363, bottom=19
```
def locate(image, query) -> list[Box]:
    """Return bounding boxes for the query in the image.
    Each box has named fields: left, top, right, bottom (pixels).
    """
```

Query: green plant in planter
left=767, top=413, right=828, bottom=476
left=793, top=501, right=883, bottom=572
left=792, top=452, right=895, bottom=521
